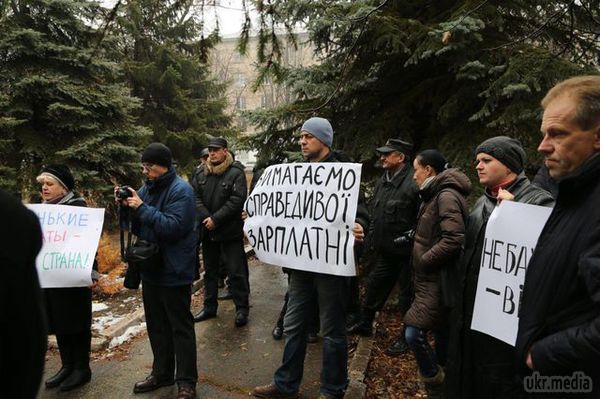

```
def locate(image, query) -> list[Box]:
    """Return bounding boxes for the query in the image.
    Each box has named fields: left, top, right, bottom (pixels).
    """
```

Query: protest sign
left=471, top=201, right=552, bottom=346
left=244, top=163, right=362, bottom=276
left=27, top=204, right=105, bottom=288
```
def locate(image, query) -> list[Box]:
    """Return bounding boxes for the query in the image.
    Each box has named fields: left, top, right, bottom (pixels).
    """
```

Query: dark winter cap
left=141, top=143, right=172, bottom=168
left=200, top=148, right=209, bottom=158
left=207, top=137, right=228, bottom=149
left=475, top=136, right=525, bottom=174
left=301, top=117, right=334, bottom=147
left=376, top=138, right=413, bottom=156
left=40, top=164, right=75, bottom=191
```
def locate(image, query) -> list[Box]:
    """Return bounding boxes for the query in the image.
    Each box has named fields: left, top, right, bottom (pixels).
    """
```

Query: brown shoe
left=177, top=384, right=196, bottom=399
left=250, top=383, right=298, bottom=399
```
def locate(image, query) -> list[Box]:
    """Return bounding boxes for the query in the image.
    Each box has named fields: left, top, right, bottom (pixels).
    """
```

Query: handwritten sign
left=243, top=163, right=361, bottom=276
left=471, top=201, right=552, bottom=345
left=26, top=204, right=105, bottom=288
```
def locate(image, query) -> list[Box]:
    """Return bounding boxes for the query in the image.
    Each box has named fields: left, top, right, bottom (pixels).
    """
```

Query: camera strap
left=119, top=208, right=133, bottom=261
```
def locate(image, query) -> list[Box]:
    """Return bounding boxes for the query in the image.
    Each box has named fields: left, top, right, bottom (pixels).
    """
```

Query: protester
left=347, top=138, right=420, bottom=357
left=118, top=143, right=197, bottom=399
left=251, top=117, right=369, bottom=399
left=193, top=137, right=250, bottom=327
left=36, top=164, right=98, bottom=391
left=404, top=150, right=470, bottom=398
left=248, top=160, right=320, bottom=343
left=447, top=137, right=554, bottom=398
left=0, top=190, right=46, bottom=398
left=516, top=75, right=600, bottom=397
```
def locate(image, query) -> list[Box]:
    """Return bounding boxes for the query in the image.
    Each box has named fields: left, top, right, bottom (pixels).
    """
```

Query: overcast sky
left=101, top=0, right=257, bottom=36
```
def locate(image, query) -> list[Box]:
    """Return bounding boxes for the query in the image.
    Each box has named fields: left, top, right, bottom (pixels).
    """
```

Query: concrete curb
left=82, top=244, right=256, bottom=351
left=345, top=324, right=376, bottom=399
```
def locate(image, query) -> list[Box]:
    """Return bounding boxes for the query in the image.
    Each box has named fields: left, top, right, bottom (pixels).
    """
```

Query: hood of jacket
left=420, top=168, right=472, bottom=202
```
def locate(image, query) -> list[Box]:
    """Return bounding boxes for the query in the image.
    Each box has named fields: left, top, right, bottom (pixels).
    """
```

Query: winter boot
left=421, top=365, right=445, bottom=399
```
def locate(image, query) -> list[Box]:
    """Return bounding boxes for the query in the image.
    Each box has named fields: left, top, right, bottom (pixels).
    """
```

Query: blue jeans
left=405, top=325, right=448, bottom=378
left=274, top=270, right=348, bottom=397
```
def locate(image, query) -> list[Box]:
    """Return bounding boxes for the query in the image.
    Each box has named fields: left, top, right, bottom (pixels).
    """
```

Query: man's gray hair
left=542, top=75, right=600, bottom=131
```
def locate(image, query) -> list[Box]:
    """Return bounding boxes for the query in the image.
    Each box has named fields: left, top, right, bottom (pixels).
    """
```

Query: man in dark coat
left=192, top=137, right=250, bottom=327
left=516, top=75, right=600, bottom=398
left=251, top=117, right=369, bottom=399
left=120, top=143, right=198, bottom=399
left=347, top=138, right=420, bottom=356
left=0, top=190, right=46, bottom=399
left=446, top=137, right=554, bottom=399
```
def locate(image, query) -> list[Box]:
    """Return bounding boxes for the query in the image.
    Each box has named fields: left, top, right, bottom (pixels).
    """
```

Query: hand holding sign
left=470, top=201, right=552, bottom=345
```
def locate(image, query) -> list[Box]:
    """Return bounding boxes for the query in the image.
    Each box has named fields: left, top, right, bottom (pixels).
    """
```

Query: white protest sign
left=471, top=201, right=552, bottom=346
left=244, top=163, right=361, bottom=276
left=26, top=204, right=105, bottom=288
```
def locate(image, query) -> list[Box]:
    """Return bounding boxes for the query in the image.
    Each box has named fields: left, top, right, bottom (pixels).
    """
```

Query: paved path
left=39, top=259, right=323, bottom=398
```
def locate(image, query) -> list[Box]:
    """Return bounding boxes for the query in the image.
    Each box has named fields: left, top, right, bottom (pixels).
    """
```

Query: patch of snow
left=109, top=322, right=147, bottom=348
left=91, top=313, right=121, bottom=332
left=92, top=302, right=109, bottom=312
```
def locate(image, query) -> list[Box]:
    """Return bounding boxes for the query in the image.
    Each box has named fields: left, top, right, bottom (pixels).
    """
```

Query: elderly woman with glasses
left=36, top=164, right=98, bottom=392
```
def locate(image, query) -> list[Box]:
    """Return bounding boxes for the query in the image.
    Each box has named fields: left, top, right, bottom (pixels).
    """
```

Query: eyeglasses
left=141, top=163, right=155, bottom=170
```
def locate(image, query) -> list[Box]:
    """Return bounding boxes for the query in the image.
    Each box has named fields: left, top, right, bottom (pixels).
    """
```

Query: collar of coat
left=382, top=164, right=411, bottom=187
left=557, top=152, right=600, bottom=203
left=204, top=152, right=233, bottom=175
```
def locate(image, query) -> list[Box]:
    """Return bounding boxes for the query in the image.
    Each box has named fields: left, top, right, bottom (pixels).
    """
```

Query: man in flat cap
left=193, top=137, right=250, bottom=327
left=348, top=138, right=420, bottom=356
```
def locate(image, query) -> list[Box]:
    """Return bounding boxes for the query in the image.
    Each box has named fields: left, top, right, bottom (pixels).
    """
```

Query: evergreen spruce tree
left=240, top=0, right=599, bottom=175
left=0, top=0, right=150, bottom=196
left=114, top=0, right=233, bottom=174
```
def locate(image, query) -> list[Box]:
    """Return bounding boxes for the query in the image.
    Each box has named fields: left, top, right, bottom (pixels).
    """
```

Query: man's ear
left=593, top=125, right=600, bottom=152
left=398, top=152, right=406, bottom=163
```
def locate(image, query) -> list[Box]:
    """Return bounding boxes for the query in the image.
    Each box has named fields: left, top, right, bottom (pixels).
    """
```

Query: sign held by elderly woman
left=27, top=204, right=105, bottom=288
left=244, top=163, right=361, bottom=276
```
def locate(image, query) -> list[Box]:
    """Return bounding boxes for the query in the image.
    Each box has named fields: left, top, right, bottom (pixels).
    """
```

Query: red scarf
left=489, top=178, right=515, bottom=198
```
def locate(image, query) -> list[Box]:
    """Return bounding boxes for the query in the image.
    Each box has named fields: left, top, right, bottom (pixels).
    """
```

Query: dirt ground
left=364, top=308, right=425, bottom=398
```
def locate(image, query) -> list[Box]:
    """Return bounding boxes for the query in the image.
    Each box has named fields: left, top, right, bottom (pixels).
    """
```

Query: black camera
left=116, top=185, right=133, bottom=199
left=393, top=229, right=415, bottom=247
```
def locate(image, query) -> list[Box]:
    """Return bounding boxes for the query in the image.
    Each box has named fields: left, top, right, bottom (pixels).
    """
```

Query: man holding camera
left=192, top=137, right=250, bottom=327
left=117, top=143, right=198, bottom=399
left=347, top=138, right=420, bottom=355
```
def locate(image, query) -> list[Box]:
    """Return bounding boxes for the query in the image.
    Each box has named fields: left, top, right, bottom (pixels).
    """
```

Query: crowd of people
left=1, top=76, right=598, bottom=399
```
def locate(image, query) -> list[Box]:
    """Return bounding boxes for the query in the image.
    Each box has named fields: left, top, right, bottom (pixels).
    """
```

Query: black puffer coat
left=446, top=173, right=554, bottom=399
left=404, top=169, right=470, bottom=330
left=368, top=164, right=420, bottom=255
left=195, top=153, right=248, bottom=242
left=516, top=154, right=600, bottom=398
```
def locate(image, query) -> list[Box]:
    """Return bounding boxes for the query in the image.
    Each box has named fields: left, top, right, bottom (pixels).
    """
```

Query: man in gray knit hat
left=252, top=117, right=370, bottom=399
left=447, top=135, right=554, bottom=398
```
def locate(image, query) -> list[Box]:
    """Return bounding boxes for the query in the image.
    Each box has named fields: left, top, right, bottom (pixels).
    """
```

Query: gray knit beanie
left=475, top=136, right=526, bottom=174
left=301, top=117, right=334, bottom=147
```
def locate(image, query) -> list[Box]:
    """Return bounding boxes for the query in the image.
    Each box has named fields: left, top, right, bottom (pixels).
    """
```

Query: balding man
left=517, top=75, right=600, bottom=398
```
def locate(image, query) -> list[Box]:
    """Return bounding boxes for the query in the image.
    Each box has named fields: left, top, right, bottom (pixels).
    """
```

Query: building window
left=232, top=51, right=243, bottom=63
left=235, top=96, right=246, bottom=110
left=234, top=73, right=246, bottom=86
left=260, top=95, right=271, bottom=108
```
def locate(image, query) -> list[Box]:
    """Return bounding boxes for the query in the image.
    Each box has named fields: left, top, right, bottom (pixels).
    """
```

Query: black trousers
left=56, top=330, right=91, bottom=371
left=142, top=282, right=197, bottom=385
left=202, top=238, right=250, bottom=315
left=362, top=251, right=413, bottom=319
